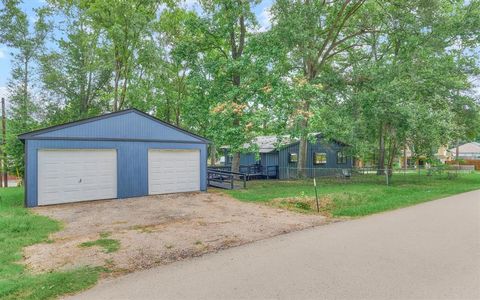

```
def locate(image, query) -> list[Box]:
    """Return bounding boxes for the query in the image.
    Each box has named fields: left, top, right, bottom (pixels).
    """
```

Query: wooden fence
left=446, top=160, right=480, bottom=171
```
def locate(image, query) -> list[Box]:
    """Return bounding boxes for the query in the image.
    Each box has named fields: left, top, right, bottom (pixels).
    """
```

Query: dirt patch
left=269, top=195, right=337, bottom=217
left=23, top=192, right=326, bottom=275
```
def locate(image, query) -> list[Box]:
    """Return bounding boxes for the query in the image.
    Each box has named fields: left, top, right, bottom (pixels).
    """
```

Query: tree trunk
left=386, top=138, right=397, bottom=177
left=175, top=105, right=180, bottom=127
left=297, top=101, right=310, bottom=178
left=23, top=59, right=29, bottom=118
left=113, top=48, right=121, bottom=111
left=456, top=140, right=459, bottom=160
left=209, top=144, right=217, bottom=166
left=298, top=136, right=308, bottom=178
left=231, top=152, right=240, bottom=173
left=165, top=97, right=171, bottom=123
left=227, top=9, right=245, bottom=176
left=113, top=71, right=120, bottom=112
left=377, top=124, right=385, bottom=175
left=83, top=70, right=93, bottom=117
left=119, top=68, right=129, bottom=110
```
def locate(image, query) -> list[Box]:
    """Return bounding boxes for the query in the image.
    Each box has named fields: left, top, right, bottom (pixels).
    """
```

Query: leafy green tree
left=176, top=0, right=261, bottom=172
left=347, top=0, right=480, bottom=173
left=0, top=0, right=51, bottom=175
left=40, top=0, right=113, bottom=122
left=84, top=0, right=163, bottom=111
left=269, top=0, right=374, bottom=177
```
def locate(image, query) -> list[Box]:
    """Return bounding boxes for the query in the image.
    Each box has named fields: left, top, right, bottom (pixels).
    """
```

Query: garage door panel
left=148, top=149, right=200, bottom=195
left=38, top=149, right=117, bottom=205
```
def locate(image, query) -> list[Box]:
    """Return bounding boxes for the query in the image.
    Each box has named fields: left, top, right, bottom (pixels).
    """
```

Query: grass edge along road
left=0, top=188, right=101, bottom=300
left=225, top=172, right=480, bottom=217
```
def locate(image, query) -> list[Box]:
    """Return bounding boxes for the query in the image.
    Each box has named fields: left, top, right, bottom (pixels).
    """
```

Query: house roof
left=224, top=133, right=349, bottom=153
left=18, top=108, right=210, bottom=143
left=449, top=142, right=480, bottom=154
left=243, top=136, right=293, bottom=153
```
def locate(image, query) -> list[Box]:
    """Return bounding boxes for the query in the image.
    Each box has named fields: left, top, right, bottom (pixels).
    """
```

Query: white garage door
left=38, top=149, right=117, bottom=205
left=148, top=149, right=200, bottom=195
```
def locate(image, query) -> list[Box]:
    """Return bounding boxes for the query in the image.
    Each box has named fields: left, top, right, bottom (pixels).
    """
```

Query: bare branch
left=324, top=42, right=363, bottom=61
left=315, top=0, right=350, bottom=64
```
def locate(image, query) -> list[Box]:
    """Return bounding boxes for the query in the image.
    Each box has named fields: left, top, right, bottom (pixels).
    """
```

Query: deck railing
left=209, top=164, right=278, bottom=179
left=207, top=169, right=247, bottom=189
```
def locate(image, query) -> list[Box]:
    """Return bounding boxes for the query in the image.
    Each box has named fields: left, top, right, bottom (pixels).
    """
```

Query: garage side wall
left=25, top=140, right=207, bottom=207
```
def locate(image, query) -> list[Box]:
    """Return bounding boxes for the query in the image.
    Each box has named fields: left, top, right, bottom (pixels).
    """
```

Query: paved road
left=72, top=190, right=480, bottom=300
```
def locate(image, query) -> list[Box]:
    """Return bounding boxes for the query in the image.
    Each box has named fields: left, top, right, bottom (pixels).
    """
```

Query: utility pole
left=1, top=97, right=6, bottom=187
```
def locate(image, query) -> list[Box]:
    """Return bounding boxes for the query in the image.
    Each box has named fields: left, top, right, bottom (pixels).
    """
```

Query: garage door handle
left=79, top=178, right=82, bottom=183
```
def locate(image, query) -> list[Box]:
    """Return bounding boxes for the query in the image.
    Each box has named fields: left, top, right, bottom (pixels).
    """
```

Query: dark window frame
left=313, top=152, right=327, bottom=165
left=337, top=151, right=347, bottom=164
left=289, top=152, right=298, bottom=163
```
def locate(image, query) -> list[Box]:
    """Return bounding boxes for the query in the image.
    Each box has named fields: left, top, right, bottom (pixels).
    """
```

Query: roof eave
left=17, top=108, right=211, bottom=144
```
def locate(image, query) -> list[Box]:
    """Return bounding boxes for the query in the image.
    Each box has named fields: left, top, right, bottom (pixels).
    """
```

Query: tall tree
left=188, top=0, right=259, bottom=172
left=41, top=0, right=112, bottom=122
left=85, top=0, right=162, bottom=111
left=270, top=0, right=373, bottom=177
left=348, top=0, right=480, bottom=173
left=0, top=0, right=51, bottom=175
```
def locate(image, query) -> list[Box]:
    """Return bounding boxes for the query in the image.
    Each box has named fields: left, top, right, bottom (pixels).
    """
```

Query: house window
left=337, top=151, right=347, bottom=164
left=289, top=153, right=298, bottom=163
left=313, top=152, right=327, bottom=165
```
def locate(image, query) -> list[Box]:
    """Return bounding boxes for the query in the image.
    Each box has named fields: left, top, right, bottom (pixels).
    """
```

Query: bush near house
left=0, top=188, right=100, bottom=300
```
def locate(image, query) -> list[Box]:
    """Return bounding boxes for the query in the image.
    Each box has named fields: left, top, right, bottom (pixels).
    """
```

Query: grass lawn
left=0, top=187, right=100, bottom=300
left=225, top=172, right=480, bottom=217
left=80, top=232, right=120, bottom=253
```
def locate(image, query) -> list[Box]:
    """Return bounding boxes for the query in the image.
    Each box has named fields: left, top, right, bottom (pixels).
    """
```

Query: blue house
left=19, top=109, right=209, bottom=207
left=223, top=134, right=353, bottom=179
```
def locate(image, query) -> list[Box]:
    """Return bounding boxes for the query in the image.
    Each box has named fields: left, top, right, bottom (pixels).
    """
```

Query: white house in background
left=398, top=145, right=452, bottom=166
left=435, top=145, right=453, bottom=163
left=449, top=142, right=480, bottom=160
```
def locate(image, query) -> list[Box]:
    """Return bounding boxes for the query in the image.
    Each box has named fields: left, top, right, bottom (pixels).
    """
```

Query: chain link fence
left=279, top=165, right=476, bottom=186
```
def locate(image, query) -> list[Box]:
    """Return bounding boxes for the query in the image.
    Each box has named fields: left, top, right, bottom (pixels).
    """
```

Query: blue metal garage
left=19, top=109, right=209, bottom=207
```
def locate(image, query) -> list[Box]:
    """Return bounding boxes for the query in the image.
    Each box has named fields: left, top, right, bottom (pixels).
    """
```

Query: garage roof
left=18, top=108, right=210, bottom=143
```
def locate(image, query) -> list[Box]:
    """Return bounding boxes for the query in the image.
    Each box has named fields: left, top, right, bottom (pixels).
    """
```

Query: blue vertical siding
left=223, top=150, right=259, bottom=166
left=278, top=143, right=300, bottom=179
left=26, top=140, right=207, bottom=207
left=278, top=139, right=352, bottom=179
left=260, top=152, right=279, bottom=167
left=22, top=110, right=209, bottom=207
left=35, top=111, right=201, bottom=142
left=223, top=138, right=352, bottom=179
left=240, top=153, right=259, bottom=165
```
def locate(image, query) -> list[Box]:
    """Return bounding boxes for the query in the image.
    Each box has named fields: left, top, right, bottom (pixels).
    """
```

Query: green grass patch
left=80, top=233, right=120, bottom=253
left=0, top=187, right=101, bottom=299
left=224, top=172, right=480, bottom=217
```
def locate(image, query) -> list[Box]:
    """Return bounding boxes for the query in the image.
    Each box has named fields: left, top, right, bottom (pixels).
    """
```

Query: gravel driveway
left=24, top=191, right=326, bottom=274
